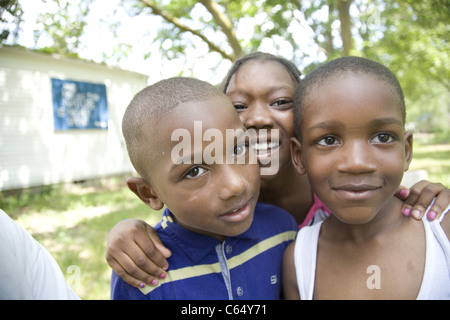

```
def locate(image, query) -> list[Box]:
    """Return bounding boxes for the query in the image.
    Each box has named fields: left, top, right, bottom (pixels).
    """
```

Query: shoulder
left=241, top=202, right=297, bottom=249
left=0, top=209, right=40, bottom=262
left=152, top=209, right=179, bottom=245
left=254, top=202, right=298, bottom=230
left=282, top=241, right=296, bottom=265
left=282, top=241, right=300, bottom=299
left=111, top=271, right=149, bottom=300
left=0, top=209, right=22, bottom=241
left=0, top=210, right=79, bottom=299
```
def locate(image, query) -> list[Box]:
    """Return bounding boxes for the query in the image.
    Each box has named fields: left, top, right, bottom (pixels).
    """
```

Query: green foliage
left=357, top=0, right=449, bottom=135
left=33, top=0, right=93, bottom=56
left=0, top=0, right=23, bottom=41
left=3, top=0, right=448, bottom=132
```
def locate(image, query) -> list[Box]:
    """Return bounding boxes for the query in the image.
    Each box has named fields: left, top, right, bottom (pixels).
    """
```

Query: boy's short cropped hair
left=293, top=56, right=406, bottom=141
left=122, top=77, right=224, bottom=179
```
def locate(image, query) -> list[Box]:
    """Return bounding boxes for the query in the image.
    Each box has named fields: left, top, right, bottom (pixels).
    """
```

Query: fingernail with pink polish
left=402, top=208, right=411, bottom=216
left=427, top=211, right=437, bottom=221
left=399, top=189, right=409, bottom=198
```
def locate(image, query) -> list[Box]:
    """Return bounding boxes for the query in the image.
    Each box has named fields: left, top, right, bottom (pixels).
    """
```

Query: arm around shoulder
left=282, top=241, right=300, bottom=300
left=106, top=218, right=171, bottom=288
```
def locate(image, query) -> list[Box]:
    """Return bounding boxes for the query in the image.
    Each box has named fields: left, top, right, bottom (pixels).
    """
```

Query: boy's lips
left=219, top=199, right=253, bottom=223
left=332, top=184, right=381, bottom=201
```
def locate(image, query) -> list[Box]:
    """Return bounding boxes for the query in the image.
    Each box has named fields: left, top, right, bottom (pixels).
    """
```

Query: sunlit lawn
left=1, top=176, right=164, bottom=300
left=409, top=133, right=450, bottom=187
left=1, top=134, right=448, bottom=300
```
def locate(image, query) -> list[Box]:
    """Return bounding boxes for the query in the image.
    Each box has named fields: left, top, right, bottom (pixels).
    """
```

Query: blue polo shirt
left=111, top=202, right=297, bottom=300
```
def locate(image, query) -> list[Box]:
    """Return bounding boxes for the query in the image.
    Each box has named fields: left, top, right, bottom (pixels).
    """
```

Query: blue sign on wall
left=51, top=78, right=108, bottom=130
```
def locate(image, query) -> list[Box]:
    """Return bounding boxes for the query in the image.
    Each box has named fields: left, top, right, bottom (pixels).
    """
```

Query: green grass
left=0, top=134, right=448, bottom=300
left=409, top=133, right=450, bottom=187
left=1, top=176, right=163, bottom=300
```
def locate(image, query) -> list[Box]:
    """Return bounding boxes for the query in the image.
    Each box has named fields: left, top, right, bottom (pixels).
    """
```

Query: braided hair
left=220, top=52, right=302, bottom=93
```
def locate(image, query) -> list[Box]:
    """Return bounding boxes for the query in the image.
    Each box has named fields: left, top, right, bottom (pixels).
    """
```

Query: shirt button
left=236, top=286, right=244, bottom=297
left=225, top=244, right=232, bottom=255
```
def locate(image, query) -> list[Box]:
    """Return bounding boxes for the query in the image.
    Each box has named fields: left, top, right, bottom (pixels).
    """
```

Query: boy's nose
left=337, top=141, right=377, bottom=174
left=219, top=165, right=247, bottom=200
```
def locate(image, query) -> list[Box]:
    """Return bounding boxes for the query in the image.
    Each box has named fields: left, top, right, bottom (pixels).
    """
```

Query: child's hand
left=396, top=180, right=450, bottom=221
left=106, top=219, right=171, bottom=288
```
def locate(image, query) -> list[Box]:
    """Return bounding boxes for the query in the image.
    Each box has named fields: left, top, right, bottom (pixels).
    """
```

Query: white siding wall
left=0, top=46, right=148, bottom=190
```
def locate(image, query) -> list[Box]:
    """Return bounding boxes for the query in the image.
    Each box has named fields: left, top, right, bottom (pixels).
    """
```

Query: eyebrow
left=175, top=151, right=203, bottom=166
left=369, top=117, right=404, bottom=127
left=170, top=126, right=249, bottom=168
left=227, top=85, right=293, bottom=97
left=307, top=117, right=404, bottom=132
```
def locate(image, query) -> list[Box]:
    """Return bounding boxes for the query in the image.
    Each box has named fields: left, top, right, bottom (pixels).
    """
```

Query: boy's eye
left=233, top=103, right=247, bottom=111
left=233, top=144, right=247, bottom=157
left=317, top=136, right=338, bottom=146
left=372, top=133, right=394, bottom=144
left=185, top=166, right=206, bottom=179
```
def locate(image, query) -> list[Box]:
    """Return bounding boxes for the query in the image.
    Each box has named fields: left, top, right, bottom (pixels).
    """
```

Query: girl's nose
left=242, top=101, right=273, bottom=129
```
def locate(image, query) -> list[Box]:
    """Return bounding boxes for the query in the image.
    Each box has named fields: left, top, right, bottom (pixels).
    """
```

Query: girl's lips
left=249, top=129, right=281, bottom=160
left=220, top=200, right=253, bottom=223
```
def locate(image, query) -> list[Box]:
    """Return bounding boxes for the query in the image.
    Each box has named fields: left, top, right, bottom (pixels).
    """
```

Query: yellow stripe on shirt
left=139, top=230, right=296, bottom=295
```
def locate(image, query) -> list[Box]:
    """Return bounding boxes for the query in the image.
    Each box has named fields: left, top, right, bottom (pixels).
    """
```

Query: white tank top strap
left=293, top=221, right=323, bottom=300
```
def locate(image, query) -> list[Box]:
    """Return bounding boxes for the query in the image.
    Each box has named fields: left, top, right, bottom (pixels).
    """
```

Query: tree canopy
left=2, top=0, right=449, bottom=134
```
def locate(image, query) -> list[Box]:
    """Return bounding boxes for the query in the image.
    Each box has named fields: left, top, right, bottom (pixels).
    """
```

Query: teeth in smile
left=252, top=142, right=279, bottom=151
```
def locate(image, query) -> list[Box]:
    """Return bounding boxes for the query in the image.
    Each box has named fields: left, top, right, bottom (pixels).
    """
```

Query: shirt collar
left=160, top=208, right=261, bottom=262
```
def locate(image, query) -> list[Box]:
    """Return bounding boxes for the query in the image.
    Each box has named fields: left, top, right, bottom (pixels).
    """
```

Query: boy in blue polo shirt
left=111, top=77, right=297, bottom=300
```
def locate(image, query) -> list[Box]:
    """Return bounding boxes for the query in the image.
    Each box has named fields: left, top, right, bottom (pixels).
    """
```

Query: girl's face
left=225, top=61, right=296, bottom=179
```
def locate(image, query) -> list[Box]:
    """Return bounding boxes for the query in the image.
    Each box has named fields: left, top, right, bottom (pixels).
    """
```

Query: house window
left=51, top=78, right=108, bottom=130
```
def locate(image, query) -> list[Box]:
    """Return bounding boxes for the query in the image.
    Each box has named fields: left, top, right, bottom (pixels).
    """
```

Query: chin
left=332, top=207, right=379, bottom=225
left=260, top=171, right=276, bottom=181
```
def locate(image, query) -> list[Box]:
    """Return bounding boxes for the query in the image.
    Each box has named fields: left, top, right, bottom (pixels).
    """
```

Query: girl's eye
left=272, top=99, right=293, bottom=109
left=372, top=133, right=394, bottom=144
left=185, top=166, right=206, bottom=179
left=317, top=136, right=338, bottom=146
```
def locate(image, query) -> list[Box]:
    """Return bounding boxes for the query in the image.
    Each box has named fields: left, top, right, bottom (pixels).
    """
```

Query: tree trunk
left=337, top=0, right=353, bottom=56
left=325, top=0, right=335, bottom=55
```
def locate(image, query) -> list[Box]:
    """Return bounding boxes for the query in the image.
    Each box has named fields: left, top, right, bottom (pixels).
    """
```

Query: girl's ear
left=126, top=177, right=164, bottom=211
left=290, top=137, right=307, bottom=175
left=403, top=131, right=413, bottom=171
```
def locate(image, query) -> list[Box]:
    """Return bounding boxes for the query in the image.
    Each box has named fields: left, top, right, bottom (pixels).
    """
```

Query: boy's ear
left=127, top=177, right=164, bottom=211
left=403, top=131, right=413, bottom=171
left=290, top=137, right=307, bottom=175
